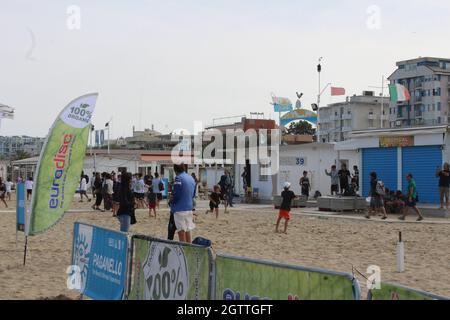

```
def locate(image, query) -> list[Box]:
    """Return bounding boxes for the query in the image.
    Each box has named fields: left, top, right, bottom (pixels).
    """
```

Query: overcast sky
left=1, top=0, right=450, bottom=138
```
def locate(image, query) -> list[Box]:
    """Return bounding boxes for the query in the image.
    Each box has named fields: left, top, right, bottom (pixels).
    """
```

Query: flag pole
left=381, top=75, right=385, bottom=129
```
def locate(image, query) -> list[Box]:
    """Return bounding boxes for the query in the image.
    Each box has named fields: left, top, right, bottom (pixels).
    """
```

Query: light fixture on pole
left=105, top=117, right=113, bottom=154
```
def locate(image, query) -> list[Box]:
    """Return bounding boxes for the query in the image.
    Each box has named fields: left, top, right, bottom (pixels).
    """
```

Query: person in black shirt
left=276, top=182, right=298, bottom=234
left=436, top=162, right=450, bottom=210
left=299, top=171, right=311, bottom=199
left=338, top=164, right=351, bottom=194
left=117, top=172, right=135, bottom=232
left=206, top=185, right=222, bottom=219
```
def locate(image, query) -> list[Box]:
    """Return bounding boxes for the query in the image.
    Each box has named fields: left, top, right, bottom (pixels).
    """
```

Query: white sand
left=0, top=196, right=449, bottom=299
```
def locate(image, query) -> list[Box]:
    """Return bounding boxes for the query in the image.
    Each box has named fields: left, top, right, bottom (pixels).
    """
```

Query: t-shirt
left=105, top=179, right=114, bottom=195
left=280, top=190, right=296, bottom=211
left=134, top=179, right=145, bottom=194
left=326, top=170, right=339, bottom=186
left=25, top=180, right=33, bottom=190
left=370, top=178, right=378, bottom=197
left=408, top=179, right=417, bottom=199
left=147, top=192, right=157, bottom=204
left=171, top=173, right=196, bottom=213
left=438, top=170, right=450, bottom=188
left=152, top=178, right=162, bottom=194
left=5, top=181, right=12, bottom=192
left=209, top=192, right=221, bottom=204
left=300, top=177, right=310, bottom=190
left=80, top=178, right=87, bottom=191
left=338, top=170, right=351, bottom=186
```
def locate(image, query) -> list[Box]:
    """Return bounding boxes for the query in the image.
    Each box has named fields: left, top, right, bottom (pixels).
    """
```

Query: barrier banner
left=71, top=222, right=128, bottom=300
left=28, top=93, right=98, bottom=235
left=16, top=182, right=26, bottom=232
left=215, top=254, right=359, bottom=300
left=368, top=282, right=449, bottom=300
left=128, top=236, right=211, bottom=300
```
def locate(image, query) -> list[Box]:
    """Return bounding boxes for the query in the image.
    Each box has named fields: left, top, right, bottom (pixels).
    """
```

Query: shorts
left=80, top=190, right=87, bottom=195
left=209, top=201, right=219, bottom=210
left=331, top=185, right=338, bottom=193
left=134, top=193, right=145, bottom=200
left=370, top=196, right=384, bottom=209
left=278, top=209, right=291, bottom=220
left=157, top=193, right=163, bottom=201
left=173, top=211, right=195, bottom=232
left=27, top=189, right=32, bottom=195
left=440, top=187, right=449, bottom=198
left=405, top=199, right=417, bottom=207
left=148, top=202, right=156, bottom=209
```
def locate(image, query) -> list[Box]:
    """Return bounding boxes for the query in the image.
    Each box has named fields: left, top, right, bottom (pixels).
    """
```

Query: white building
left=319, top=91, right=390, bottom=143
left=276, top=143, right=359, bottom=197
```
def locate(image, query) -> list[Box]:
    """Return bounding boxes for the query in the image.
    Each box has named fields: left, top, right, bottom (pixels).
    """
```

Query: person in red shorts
left=276, top=182, right=298, bottom=234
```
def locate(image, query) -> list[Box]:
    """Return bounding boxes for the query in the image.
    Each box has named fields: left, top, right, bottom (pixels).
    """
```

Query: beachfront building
left=122, top=126, right=179, bottom=151
left=205, top=115, right=278, bottom=201
left=388, top=57, right=450, bottom=128
left=318, top=91, right=390, bottom=143
left=336, top=125, right=450, bottom=204
left=276, top=143, right=359, bottom=197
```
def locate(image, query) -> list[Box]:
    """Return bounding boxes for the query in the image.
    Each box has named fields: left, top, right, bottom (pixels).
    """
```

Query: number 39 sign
left=296, top=157, right=307, bottom=166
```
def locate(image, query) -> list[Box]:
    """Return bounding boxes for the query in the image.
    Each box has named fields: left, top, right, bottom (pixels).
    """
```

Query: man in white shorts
left=171, top=164, right=196, bottom=243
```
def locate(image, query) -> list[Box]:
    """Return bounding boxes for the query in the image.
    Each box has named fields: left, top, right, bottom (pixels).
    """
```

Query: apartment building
left=0, top=135, right=45, bottom=158
left=388, top=57, right=450, bottom=127
left=318, top=91, right=389, bottom=143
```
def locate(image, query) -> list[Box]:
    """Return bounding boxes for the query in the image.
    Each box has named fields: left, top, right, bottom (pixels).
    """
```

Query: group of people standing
left=325, top=164, right=359, bottom=196
left=0, top=176, right=32, bottom=208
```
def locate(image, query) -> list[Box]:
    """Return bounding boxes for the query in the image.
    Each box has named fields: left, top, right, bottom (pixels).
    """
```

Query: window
left=438, top=117, right=442, bottom=124
left=438, top=102, right=441, bottom=111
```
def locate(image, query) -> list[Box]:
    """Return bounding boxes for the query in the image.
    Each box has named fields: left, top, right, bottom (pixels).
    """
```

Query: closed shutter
left=362, top=148, right=398, bottom=197
left=402, top=146, right=442, bottom=204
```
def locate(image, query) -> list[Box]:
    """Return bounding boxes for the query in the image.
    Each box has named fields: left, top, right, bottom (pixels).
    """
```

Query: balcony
left=413, top=96, right=423, bottom=104
left=414, top=112, right=423, bottom=118
left=368, top=113, right=375, bottom=120
left=342, top=126, right=353, bottom=132
left=341, top=114, right=352, bottom=120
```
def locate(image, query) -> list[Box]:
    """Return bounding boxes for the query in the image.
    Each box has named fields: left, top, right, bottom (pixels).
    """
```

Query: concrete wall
left=277, top=144, right=359, bottom=196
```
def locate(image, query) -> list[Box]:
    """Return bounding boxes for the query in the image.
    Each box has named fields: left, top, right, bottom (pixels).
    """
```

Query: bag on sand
left=376, top=180, right=385, bottom=196
left=192, top=237, right=212, bottom=247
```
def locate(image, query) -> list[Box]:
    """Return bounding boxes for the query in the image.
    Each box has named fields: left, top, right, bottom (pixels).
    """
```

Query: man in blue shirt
left=172, top=164, right=196, bottom=243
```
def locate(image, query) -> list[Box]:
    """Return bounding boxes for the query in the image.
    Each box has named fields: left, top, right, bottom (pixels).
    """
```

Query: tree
left=285, top=121, right=316, bottom=136
left=13, top=150, right=32, bottom=160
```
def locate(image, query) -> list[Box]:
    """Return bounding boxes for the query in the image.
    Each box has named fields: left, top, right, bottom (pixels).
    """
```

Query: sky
left=1, top=0, right=450, bottom=138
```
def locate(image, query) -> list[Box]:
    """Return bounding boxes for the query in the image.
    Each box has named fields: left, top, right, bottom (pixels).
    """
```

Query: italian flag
left=389, top=84, right=411, bottom=102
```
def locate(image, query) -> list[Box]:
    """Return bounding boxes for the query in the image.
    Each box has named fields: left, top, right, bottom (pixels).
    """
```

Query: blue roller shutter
left=362, top=148, right=398, bottom=197
left=402, top=146, right=442, bottom=204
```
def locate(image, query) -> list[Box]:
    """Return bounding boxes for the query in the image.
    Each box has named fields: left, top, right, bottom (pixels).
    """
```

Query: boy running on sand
left=276, top=182, right=298, bottom=234
left=206, top=185, right=221, bottom=219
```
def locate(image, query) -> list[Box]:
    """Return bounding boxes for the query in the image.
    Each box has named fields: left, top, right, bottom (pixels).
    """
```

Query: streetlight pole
left=316, top=57, right=323, bottom=142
